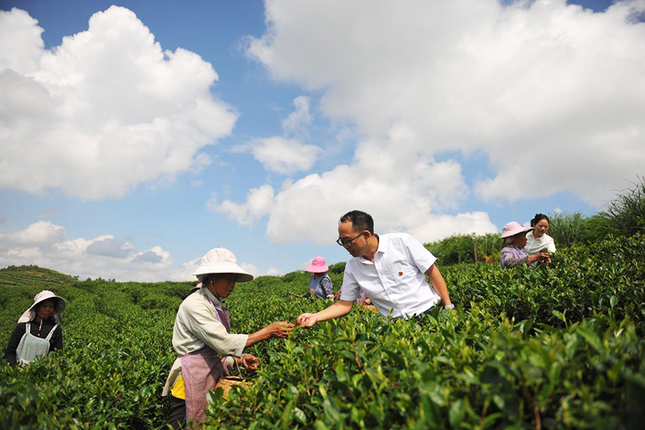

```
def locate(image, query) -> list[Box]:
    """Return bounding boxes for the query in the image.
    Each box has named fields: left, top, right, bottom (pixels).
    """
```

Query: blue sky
left=1, top=0, right=643, bottom=281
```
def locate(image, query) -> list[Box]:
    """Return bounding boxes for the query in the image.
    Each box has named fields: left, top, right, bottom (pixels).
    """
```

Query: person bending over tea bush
left=297, top=210, right=454, bottom=327
left=163, top=248, right=294, bottom=429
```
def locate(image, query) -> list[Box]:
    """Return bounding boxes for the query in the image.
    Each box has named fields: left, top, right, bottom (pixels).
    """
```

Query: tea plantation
left=1, top=234, right=643, bottom=429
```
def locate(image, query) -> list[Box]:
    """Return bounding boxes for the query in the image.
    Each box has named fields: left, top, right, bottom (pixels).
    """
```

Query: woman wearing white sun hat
left=500, top=221, right=551, bottom=269
left=4, top=290, right=66, bottom=366
left=163, top=247, right=294, bottom=429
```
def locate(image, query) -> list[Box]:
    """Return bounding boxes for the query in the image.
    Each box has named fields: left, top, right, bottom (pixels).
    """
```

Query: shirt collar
left=202, top=286, right=226, bottom=309
left=374, top=233, right=385, bottom=254
left=359, top=233, right=383, bottom=263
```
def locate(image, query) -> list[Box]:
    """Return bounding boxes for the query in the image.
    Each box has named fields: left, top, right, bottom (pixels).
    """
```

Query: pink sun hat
left=305, top=256, right=329, bottom=273
left=501, top=221, right=534, bottom=238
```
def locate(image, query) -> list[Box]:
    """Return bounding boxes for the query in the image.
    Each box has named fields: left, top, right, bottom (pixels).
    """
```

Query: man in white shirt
left=296, top=210, right=454, bottom=327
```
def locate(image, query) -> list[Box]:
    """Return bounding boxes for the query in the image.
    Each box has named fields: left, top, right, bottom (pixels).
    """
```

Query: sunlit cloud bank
left=0, top=221, right=275, bottom=281
left=238, top=0, right=645, bottom=227
left=216, top=124, right=499, bottom=244
left=0, top=6, right=237, bottom=199
left=0, top=221, right=175, bottom=281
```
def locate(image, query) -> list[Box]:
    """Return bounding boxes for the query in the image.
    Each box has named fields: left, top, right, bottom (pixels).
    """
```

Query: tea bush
left=0, top=233, right=643, bottom=429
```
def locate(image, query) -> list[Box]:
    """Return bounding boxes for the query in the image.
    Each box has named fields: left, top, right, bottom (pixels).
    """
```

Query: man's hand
left=240, top=354, right=260, bottom=371
left=296, top=313, right=318, bottom=327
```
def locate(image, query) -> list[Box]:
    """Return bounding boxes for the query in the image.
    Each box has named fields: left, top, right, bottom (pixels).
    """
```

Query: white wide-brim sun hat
left=500, top=221, right=534, bottom=239
left=193, top=247, right=254, bottom=283
left=18, top=290, right=67, bottom=323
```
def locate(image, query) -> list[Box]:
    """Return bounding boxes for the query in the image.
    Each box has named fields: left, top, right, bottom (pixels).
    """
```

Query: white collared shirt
left=525, top=231, right=556, bottom=255
left=339, top=233, right=440, bottom=319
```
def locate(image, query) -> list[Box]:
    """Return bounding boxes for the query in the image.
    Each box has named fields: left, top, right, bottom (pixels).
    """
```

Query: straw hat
left=500, top=221, right=534, bottom=239
left=18, top=290, right=66, bottom=323
left=193, top=248, right=254, bottom=282
left=305, top=256, right=329, bottom=273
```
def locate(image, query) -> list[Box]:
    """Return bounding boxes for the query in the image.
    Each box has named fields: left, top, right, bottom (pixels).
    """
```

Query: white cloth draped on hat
left=18, top=290, right=67, bottom=323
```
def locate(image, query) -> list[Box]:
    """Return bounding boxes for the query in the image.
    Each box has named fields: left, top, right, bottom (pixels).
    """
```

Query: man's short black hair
left=339, top=210, right=374, bottom=234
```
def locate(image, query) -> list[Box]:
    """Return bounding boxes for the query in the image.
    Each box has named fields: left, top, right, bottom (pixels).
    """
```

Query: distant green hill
left=0, top=265, right=77, bottom=288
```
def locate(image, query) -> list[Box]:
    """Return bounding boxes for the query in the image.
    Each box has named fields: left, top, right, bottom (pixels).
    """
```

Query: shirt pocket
left=380, top=252, right=417, bottom=291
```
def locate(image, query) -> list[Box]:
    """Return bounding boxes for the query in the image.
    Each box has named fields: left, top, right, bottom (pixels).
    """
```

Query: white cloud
left=0, top=6, right=237, bottom=199
left=239, top=262, right=283, bottom=277
left=133, top=247, right=164, bottom=264
left=172, top=256, right=201, bottom=283
left=193, top=153, right=213, bottom=172
left=409, top=212, right=499, bottom=244
left=7, top=247, right=41, bottom=259
left=232, top=96, right=321, bottom=174
left=0, top=8, right=43, bottom=74
left=2, top=221, right=65, bottom=246
left=256, top=126, right=488, bottom=245
left=219, top=122, right=495, bottom=245
left=208, top=184, right=275, bottom=226
left=282, top=96, right=312, bottom=136
left=234, top=137, right=322, bottom=174
left=246, top=0, right=645, bottom=207
left=0, top=221, right=186, bottom=282
left=262, top=268, right=283, bottom=276
left=85, top=237, right=133, bottom=259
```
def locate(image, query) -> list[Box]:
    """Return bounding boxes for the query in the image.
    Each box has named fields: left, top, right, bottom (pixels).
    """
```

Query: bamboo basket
left=215, top=376, right=249, bottom=398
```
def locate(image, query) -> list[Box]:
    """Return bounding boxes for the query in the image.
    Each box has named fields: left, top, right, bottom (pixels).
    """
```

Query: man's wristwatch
left=444, top=304, right=455, bottom=310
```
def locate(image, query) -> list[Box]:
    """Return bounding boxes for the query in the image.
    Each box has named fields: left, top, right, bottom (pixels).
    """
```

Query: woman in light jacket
left=163, top=247, right=294, bottom=429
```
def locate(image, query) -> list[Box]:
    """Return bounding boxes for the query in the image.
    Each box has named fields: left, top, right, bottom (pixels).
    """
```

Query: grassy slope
left=0, top=265, right=77, bottom=288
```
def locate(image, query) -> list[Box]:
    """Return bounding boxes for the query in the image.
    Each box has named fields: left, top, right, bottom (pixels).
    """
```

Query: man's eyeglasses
left=336, top=232, right=363, bottom=248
